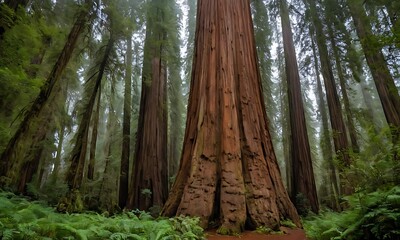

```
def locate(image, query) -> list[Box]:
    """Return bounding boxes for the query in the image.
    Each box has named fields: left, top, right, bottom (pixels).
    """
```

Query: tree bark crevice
left=162, top=0, right=300, bottom=233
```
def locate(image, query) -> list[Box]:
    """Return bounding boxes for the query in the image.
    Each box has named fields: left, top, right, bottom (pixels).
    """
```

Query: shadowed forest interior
left=0, top=0, right=399, bottom=239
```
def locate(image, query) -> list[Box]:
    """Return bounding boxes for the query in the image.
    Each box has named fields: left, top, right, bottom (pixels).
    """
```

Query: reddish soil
left=206, top=227, right=307, bottom=240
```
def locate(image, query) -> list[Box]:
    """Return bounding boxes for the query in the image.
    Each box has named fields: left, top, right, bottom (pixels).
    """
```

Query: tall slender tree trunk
left=126, top=0, right=169, bottom=211
left=167, top=3, right=184, bottom=182
left=0, top=2, right=91, bottom=189
left=99, top=93, right=118, bottom=213
left=168, top=63, right=184, bottom=180
left=162, top=0, right=300, bottom=233
left=87, top=89, right=101, bottom=180
left=119, top=34, right=133, bottom=209
left=252, top=0, right=276, bottom=142
left=347, top=0, right=400, bottom=143
left=51, top=126, right=65, bottom=184
left=279, top=0, right=318, bottom=214
left=279, top=62, right=291, bottom=192
left=306, top=0, right=352, bottom=191
left=311, top=27, right=341, bottom=210
left=65, top=34, right=114, bottom=191
left=326, top=23, right=360, bottom=153
left=274, top=22, right=290, bottom=191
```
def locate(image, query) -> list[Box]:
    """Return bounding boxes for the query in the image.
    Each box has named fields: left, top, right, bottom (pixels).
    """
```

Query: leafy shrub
left=304, top=186, right=400, bottom=240
left=0, top=191, right=205, bottom=239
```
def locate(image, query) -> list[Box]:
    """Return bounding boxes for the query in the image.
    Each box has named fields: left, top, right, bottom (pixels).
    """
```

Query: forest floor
left=206, top=227, right=307, bottom=240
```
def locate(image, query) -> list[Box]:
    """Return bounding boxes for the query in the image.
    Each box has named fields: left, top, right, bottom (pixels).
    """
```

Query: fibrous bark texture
left=162, top=0, right=300, bottom=233
left=126, top=0, right=168, bottom=211
left=280, top=0, right=319, bottom=214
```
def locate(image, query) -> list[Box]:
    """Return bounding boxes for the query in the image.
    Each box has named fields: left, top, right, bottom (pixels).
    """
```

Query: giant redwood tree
left=279, top=0, right=318, bottom=214
left=162, top=0, right=300, bottom=233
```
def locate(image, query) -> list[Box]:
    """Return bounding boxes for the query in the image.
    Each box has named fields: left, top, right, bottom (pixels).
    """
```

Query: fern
left=304, top=186, right=400, bottom=240
left=0, top=191, right=205, bottom=239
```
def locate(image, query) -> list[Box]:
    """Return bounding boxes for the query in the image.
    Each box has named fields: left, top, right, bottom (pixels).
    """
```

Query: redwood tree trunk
left=51, top=126, right=65, bottom=184
left=311, top=33, right=340, bottom=210
left=98, top=95, right=118, bottom=213
left=0, top=2, right=91, bottom=189
left=326, top=22, right=359, bottom=153
left=126, top=0, right=169, bottom=211
left=87, top=89, right=101, bottom=180
left=119, top=34, right=132, bottom=209
left=65, top=35, right=114, bottom=191
left=280, top=0, right=319, bottom=214
left=162, top=0, right=300, bottom=233
left=306, top=0, right=352, bottom=185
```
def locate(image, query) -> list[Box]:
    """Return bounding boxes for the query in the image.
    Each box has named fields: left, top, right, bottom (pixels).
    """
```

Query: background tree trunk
left=311, top=33, right=340, bottom=210
left=87, top=89, right=101, bottom=180
left=326, top=22, right=359, bottom=153
left=126, top=0, right=169, bottom=211
left=119, top=34, right=132, bottom=209
left=306, top=0, right=352, bottom=194
left=280, top=0, right=319, bottom=214
left=162, top=0, right=300, bottom=233
left=65, top=34, right=114, bottom=191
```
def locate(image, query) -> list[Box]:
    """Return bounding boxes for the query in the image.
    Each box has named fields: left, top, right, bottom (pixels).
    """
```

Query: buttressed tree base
left=162, top=0, right=301, bottom=234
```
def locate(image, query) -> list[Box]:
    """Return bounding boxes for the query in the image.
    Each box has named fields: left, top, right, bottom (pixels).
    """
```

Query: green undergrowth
left=0, top=191, right=205, bottom=240
left=303, top=186, right=400, bottom=240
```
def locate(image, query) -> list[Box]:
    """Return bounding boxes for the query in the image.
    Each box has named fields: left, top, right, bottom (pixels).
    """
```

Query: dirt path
left=206, top=227, right=307, bottom=240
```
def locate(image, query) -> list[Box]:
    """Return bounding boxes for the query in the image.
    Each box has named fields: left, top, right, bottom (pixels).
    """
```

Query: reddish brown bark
left=127, top=56, right=168, bottom=211
left=0, top=3, right=91, bottom=190
left=162, top=0, right=300, bottom=233
left=126, top=0, right=168, bottom=211
left=280, top=0, right=319, bottom=214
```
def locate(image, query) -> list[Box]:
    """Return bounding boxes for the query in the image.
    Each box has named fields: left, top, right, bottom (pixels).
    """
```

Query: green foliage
left=304, top=186, right=400, bottom=240
left=0, top=4, right=50, bottom=153
left=305, top=131, right=400, bottom=239
left=345, top=127, right=400, bottom=192
left=0, top=192, right=205, bottom=239
left=141, top=188, right=152, bottom=198
left=255, top=226, right=273, bottom=234
left=280, top=219, right=297, bottom=229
